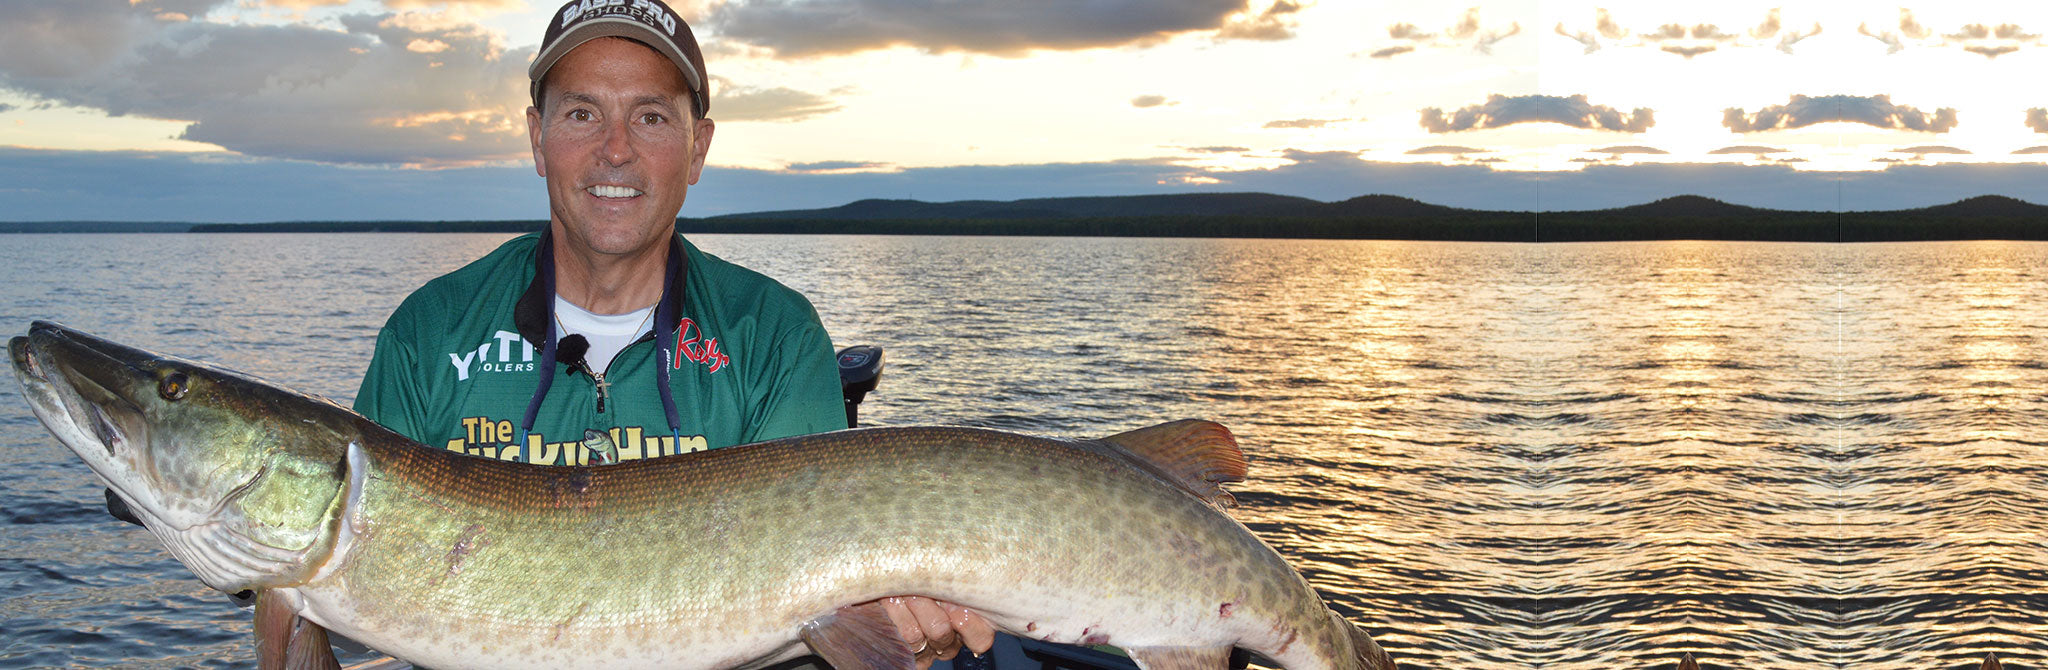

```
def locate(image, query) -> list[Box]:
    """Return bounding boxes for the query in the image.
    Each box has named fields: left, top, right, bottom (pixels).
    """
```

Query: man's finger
left=905, top=597, right=960, bottom=658
left=944, top=603, right=996, bottom=655
left=880, top=598, right=924, bottom=650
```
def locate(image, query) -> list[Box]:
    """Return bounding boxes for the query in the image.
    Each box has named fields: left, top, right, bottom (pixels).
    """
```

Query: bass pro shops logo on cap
left=533, top=0, right=710, bottom=115
left=560, top=0, right=677, bottom=36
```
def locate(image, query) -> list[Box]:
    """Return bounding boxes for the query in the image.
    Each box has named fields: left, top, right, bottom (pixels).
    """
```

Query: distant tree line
left=10, top=192, right=2047, bottom=241
left=674, top=212, right=2047, bottom=242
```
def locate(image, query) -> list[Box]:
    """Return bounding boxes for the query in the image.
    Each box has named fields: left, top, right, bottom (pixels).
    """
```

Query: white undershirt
left=553, top=297, right=654, bottom=375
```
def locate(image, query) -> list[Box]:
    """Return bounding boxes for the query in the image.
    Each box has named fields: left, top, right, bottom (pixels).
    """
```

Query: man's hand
left=879, top=596, right=995, bottom=670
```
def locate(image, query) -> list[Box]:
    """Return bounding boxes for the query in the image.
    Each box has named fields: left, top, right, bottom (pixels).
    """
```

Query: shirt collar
left=514, top=228, right=689, bottom=348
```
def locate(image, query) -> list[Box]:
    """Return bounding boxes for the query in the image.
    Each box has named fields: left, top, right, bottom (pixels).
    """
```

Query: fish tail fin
left=1336, top=611, right=1397, bottom=670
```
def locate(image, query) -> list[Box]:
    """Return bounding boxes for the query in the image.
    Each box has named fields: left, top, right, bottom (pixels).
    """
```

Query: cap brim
left=528, top=18, right=706, bottom=111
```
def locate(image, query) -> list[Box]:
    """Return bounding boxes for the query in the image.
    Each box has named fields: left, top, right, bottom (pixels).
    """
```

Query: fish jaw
left=11, top=325, right=174, bottom=531
left=9, top=322, right=351, bottom=593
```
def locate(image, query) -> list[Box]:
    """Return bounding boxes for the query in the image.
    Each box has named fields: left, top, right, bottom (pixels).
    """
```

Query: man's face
left=527, top=37, right=714, bottom=258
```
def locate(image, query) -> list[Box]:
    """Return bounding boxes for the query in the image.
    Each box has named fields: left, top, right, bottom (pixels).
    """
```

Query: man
left=353, top=0, right=991, bottom=665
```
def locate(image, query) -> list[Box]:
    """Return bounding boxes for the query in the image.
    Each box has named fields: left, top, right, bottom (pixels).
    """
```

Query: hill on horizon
left=716, top=192, right=1328, bottom=220
left=700, top=191, right=2047, bottom=223
left=1605, top=195, right=1771, bottom=218
left=1908, top=194, right=2048, bottom=218
left=12, top=191, right=2047, bottom=242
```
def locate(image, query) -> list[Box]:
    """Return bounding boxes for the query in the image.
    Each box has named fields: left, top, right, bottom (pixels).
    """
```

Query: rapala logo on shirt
left=448, top=330, right=536, bottom=381
left=673, top=318, right=730, bottom=373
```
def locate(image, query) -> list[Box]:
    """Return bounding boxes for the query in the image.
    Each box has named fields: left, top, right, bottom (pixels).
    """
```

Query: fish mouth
left=11, top=324, right=199, bottom=547
left=9, top=335, right=38, bottom=382
left=11, top=322, right=156, bottom=485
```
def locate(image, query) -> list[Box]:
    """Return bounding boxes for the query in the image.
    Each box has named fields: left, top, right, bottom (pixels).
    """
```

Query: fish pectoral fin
left=1124, top=646, right=1234, bottom=670
left=1098, top=420, right=1247, bottom=508
left=254, top=590, right=341, bottom=670
left=799, top=602, right=918, bottom=670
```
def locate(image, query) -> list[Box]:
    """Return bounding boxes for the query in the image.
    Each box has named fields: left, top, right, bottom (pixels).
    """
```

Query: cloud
left=1860, top=10, right=2040, bottom=57
left=1750, top=8, right=1781, bottom=39
left=1559, top=9, right=1819, bottom=56
left=1554, top=24, right=1600, bottom=54
left=1215, top=0, right=1303, bottom=42
left=1591, top=145, right=1667, bottom=155
left=1405, top=145, right=1486, bottom=155
left=1723, top=94, right=1958, bottom=133
left=1894, top=145, right=1971, bottom=155
left=0, top=103, right=14, bottom=114
left=1948, top=23, right=2037, bottom=40
left=1659, top=44, right=1717, bottom=58
left=1596, top=8, right=1629, bottom=39
left=1643, top=22, right=1738, bottom=58
left=262, top=0, right=351, bottom=8
left=706, top=0, right=1257, bottom=57
left=1186, top=145, right=1248, bottom=153
left=1263, top=118, right=1337, bottom=129
left=1946, top=23, right=2040, bottom=58
left=1472, top=24, right=1522, bottom=54
left=2029, top=108, right=2048, bottom=133
left=1900, top=9, right=1934, bottom=39
left=1131, top=94, right=1173, bottom=108
left=1420, top=94, right=1654, bottom=133
left=785, top=160, right=890, bottom=172
left=1708, top=145, right=1788, bottom=155
left=1371, top=8, right=1520, bottom=58
left=711, top=77, right=846, bottom=122
left=2015, top=146, right=2048, bottom=155
left=380, top=0, right=526, bottom=10
left=1858, top=19, right=1908, bottom=54
left=1964, top=45, right=2022, bottom=57
left=0, top=2, right=531, bottom=166
left=1776, top=23, right=1823, bottom=54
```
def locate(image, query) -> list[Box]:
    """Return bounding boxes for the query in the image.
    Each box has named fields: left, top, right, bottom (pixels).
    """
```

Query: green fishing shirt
left=353, top=231, right=845, bottom=465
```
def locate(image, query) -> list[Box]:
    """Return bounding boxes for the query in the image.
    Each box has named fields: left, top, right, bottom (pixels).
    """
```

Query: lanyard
left=516, top=231, right=686, bottom=463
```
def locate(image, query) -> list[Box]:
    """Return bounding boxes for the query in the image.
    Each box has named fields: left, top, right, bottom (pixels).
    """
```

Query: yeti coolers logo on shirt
left=673, top=318, right=729, bottom=373
left=449, top=330, right=536, bottom=381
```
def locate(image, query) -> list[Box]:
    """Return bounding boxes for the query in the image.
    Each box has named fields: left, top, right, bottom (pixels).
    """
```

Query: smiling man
left=352, top=0, right=991, bottom=665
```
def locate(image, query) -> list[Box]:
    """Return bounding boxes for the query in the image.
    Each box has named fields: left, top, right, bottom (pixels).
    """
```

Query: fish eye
left=159, top=372, right=190, bottom=401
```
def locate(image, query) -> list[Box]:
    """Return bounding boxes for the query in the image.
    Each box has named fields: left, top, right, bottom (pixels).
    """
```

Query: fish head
left=10, top=321, right=351, bottom=593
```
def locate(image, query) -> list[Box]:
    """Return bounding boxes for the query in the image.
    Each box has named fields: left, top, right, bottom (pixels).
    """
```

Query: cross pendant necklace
left=592, top=373, right=613, bottom=411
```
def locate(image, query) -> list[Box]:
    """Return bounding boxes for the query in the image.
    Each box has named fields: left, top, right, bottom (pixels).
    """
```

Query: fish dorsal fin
left=800, top=602, right=918, bottom=670
left=1098, top=420, right=1246, bottom=508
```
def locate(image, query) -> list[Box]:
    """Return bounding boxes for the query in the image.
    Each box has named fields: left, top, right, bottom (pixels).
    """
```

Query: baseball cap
left=529, top=0, right=710, bottom=116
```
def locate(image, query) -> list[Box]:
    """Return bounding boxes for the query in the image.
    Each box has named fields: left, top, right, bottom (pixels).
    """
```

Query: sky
left=3, top=0, right=2047, bottom=221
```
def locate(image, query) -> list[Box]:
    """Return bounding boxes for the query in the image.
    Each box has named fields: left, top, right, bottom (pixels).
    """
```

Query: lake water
left=1, top=234, right=2043, bottom=669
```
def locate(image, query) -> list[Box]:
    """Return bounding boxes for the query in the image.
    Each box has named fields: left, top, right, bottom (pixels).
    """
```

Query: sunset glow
left=3, top=1, right=2046, bottom=220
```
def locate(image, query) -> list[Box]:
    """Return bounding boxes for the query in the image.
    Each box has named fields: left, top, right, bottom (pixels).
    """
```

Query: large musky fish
left=9, top=321, right=1396, bottom=670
